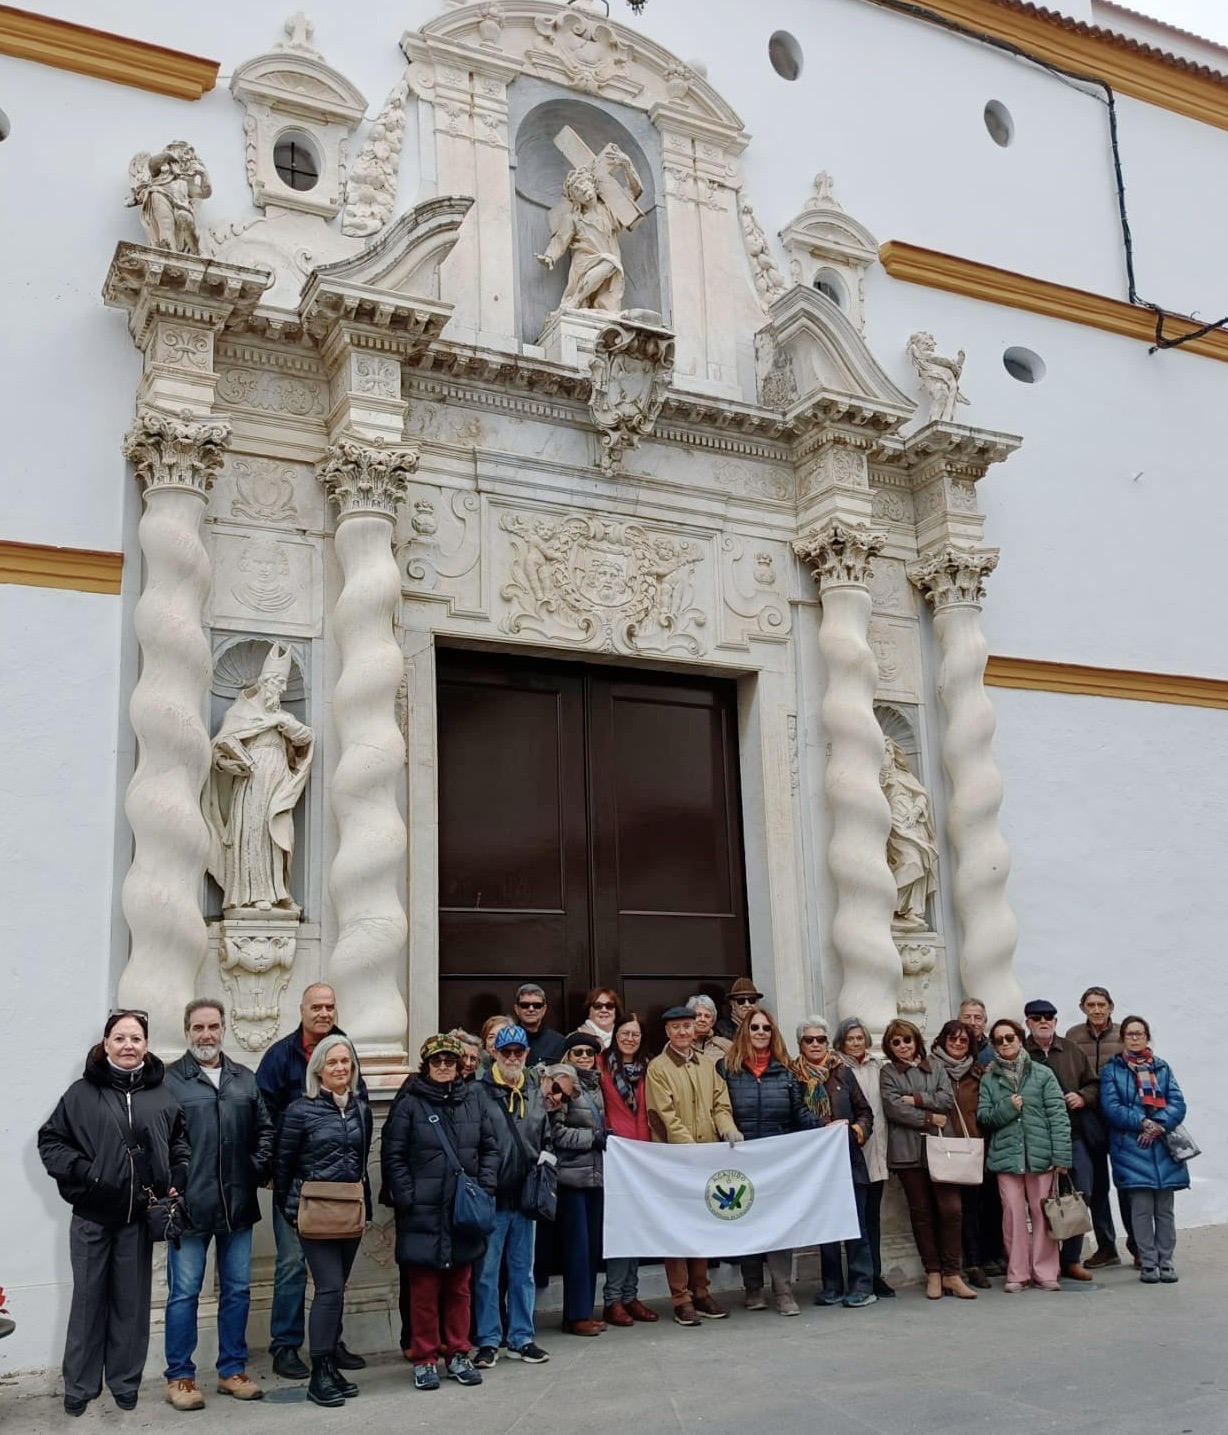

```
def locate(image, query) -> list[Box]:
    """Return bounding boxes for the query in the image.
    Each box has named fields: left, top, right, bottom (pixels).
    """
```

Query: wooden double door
left=436, top=648, right=751, bottom=1042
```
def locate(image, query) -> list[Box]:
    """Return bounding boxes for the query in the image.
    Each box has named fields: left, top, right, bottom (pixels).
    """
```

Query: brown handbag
left=297, top=1180, right=365, bottom=1239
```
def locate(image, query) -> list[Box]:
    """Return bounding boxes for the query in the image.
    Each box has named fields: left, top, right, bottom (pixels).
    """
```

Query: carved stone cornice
left=318, top=437, right=419, bottom=519
left=908, top=545, right=1000, bottom=611
left=123, top=408, right=232, bottom=496
left=794, top=520, right=886, bottom=591
left=903, top=421, right=1021, bottom=485
left=103, top=243, right=274, bottom=351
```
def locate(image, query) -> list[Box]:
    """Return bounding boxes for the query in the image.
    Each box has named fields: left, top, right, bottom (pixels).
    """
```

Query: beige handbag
left=1042, top=1173, right=1092, bottom=1241
left=924, top=1100, right=985, bottom=1186
left=297, top=1180, right=365, bottom=1239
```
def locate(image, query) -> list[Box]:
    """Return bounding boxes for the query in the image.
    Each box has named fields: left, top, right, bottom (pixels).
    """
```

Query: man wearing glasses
left=715, top=977, right=763, bottom=1041
left=512, top=984, right=566, bottom=1067
left=1022, top=999, right=1099, bottom=1282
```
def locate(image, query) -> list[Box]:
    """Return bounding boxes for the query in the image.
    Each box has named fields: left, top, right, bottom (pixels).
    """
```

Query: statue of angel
left=536, top=140, right=644, bottom=314
left=126, top=141, right=212, bottom=254
left=907, top=331, right=969, bottom=425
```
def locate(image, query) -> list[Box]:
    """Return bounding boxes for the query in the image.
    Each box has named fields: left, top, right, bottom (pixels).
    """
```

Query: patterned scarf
left=606, top=1051, right=644, bottom=1115
left=797, top=1050, right=842, bottom=1125
left=995, top=1050, right=1028, bottom=1092
left=491, top=1062, right=527, bottom=1118
left=931, top=1045, right=975, bottom=1083
left=1124, top=1048, right=1167, bottom=1110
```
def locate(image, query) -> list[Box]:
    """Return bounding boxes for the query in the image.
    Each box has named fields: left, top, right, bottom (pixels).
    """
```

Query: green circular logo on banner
left=704, top=1168, right=755, bottom=1221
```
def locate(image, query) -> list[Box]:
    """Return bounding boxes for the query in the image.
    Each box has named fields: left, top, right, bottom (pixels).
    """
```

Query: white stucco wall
left=2, top=0, right=1226, bottom=1381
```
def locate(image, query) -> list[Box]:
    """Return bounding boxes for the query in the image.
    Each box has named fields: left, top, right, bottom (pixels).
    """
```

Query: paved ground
left=4, top=1225, right=1225, bottom=1434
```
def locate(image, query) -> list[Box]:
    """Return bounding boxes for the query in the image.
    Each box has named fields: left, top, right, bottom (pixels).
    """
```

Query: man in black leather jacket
left=162, top=1000, right=274, bottom=1410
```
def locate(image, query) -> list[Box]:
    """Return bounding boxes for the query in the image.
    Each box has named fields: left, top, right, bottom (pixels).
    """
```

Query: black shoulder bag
left=495, top=1096, right=558, bottom=1222
left=428, top=1113, right=496, bottom=1237
left=103, top=1096, right=188, bottom=1246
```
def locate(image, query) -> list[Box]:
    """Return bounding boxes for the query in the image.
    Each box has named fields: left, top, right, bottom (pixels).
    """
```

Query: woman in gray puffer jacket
left=880, top=1019, right=975, bottom=1300
left=549, top=1034, right=607, bottom=1336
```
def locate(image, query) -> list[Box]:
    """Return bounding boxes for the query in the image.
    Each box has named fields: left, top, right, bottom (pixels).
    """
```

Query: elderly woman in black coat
left=274, top=1034, right=373, bottom=1408
left=382, top=1034, right=498, bottom=1392
left=38, top=1011, right=190, bottom=1417
left=717, top=1006, right=814, bottom=1315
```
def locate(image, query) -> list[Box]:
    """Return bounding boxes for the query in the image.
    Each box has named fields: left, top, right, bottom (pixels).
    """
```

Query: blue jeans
left=164, top=1228, right=253, bottom=1380
left=474, top=1208, right=536, bottom=1350
left=269, top=1205, right=307, bottom=1353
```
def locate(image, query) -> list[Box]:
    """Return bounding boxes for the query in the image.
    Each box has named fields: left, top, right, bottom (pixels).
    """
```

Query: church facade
left=3, top=0, right=1227, bottom=1377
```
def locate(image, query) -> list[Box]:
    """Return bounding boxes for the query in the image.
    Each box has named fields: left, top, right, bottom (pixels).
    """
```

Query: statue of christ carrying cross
left=536, top=126, right=646, bottom=314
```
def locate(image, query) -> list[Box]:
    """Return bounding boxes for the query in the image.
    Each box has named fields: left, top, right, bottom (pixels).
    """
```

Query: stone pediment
left=230, top=46, right=366, bottom=129
left=764, top=285, right=915, bottom=424
left=404, top=0, right=745, bottom=144
left=309, top=196, right=474, bottom=300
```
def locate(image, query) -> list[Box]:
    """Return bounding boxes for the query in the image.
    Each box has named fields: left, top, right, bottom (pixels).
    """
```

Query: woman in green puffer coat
left=977, top=1019, right=1072, bottom=1293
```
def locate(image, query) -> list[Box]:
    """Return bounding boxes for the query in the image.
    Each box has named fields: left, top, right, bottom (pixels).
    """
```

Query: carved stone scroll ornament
left=117, top=408, right=233, bottom=1051
left=739, top=199, right=786, bottom=305
left=500, top=511, right=705, bottom=656
left=341, top=76, right=409, bottom=239
left=896, top=940, right=938, bottom=1026
left=588, top=317, right=675, bottom=473
left=219, top=923, right=297, bottom=1052
left=907, top=331, right=969, bottom=425
left=126, top=142, right=211, bottom=255
left=908, top=546, right=1021, bottom=1017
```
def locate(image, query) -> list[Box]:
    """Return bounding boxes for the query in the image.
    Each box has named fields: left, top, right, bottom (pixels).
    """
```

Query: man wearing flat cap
left=1023, top=999, right=1099, bottom=1281
left=715, top=977, right=763, bottom=1041
left=646, top=1006, right=742, bottom=1326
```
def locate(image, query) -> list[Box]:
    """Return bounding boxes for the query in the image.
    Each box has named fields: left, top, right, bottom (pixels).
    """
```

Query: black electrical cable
left=838, top=0, right=1225, bottom=353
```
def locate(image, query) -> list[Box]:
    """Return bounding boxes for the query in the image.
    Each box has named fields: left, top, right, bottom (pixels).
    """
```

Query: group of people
left=36, top=978, right=1190, bottom=1416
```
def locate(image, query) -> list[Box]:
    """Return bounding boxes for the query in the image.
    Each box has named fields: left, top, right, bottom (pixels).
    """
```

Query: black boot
left=326, top=1354, right=359, bottom=1399
left=307, top=1355, right=346, bottom=1408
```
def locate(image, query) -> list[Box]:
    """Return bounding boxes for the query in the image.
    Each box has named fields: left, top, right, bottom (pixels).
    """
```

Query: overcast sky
left=1132, top=0, right=1228, bottom=46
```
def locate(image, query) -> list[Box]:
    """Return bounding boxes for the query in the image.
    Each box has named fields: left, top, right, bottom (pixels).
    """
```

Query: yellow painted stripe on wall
left=0, top=5, right=218, bottom=100
left=986, top=656, right=1228, bottom=710
left=868, top=0, right=1228, bottom=133
left=0, top=540, right=123, bottom=595
left=879, top=242, right=1228, bottom=365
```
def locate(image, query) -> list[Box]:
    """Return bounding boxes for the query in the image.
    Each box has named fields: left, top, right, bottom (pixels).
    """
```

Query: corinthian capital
left=123, top=407, right=232, bottom=496
left=793, top=520, right=886, bottom=590
left=318, top=437, right=420, bottom=519
left=908, top=545, right=999, bottom=610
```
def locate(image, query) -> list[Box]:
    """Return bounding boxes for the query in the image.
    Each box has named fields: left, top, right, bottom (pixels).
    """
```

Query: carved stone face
left=570, top=172, right=597, bottom=206
left=259, top=673, right=287, bottom=710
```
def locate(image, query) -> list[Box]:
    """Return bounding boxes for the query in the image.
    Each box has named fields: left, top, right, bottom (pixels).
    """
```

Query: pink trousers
left=996, top=1171, right=1060, bottom=1285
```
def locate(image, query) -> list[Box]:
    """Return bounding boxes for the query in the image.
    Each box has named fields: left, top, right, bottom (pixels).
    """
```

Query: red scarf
left=747, top=1047, right=771, bottom=1078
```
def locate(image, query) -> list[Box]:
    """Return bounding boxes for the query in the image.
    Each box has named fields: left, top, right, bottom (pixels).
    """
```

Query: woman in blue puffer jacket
left=1100, top=1014, right=1189, bottom=1285
left=717, top=1006, right=814, bottom=1315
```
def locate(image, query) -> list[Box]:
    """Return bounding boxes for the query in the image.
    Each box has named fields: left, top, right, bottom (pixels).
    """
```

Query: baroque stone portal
left=206, top=643, right=314, bottom=914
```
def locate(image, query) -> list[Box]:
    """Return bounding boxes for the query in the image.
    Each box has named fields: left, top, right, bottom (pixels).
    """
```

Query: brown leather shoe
left=603, top=1302, right=635, bottom=1327
left=624, top=1299, right=659, bottom=1323
left=673, top=1303, right=702, bottom=1327
left=692, top=1294, right=729, bottom=1319
left=562, top=1318, right=603, bottom=1336
left=165, top=1379, right=205, bottom=1411
left=1062, top=1263, right=1094, bottom=1282
left=216, top=1373, right=263, bottom=1401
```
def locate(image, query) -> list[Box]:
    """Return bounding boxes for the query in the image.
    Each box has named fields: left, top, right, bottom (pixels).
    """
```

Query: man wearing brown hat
left=715, top=977, right=762, bottom=1041
left=645, top=1006, right=742, bottom=1326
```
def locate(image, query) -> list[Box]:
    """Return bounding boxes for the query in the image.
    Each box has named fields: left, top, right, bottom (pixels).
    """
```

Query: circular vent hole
left=984, top=100, right=1014, bottom=147
left=1003, top=346, right=1045, bottom=383
left=273, top=132, right=320, bottom=191
left=769, top=31, right=803, bottom=81
left=0, top=108, right=10, bottom=142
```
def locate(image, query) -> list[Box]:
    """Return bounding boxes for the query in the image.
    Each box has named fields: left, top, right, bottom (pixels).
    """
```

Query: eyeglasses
left=498, top=1046, right=527, bottom=1058
left=747, top=1023, right=773, bottom=1033
left=108, top=1008, right=149, bottom=1023
left=427, top=1054, right=459, bottom=1066
left=591, top=1001, right=617, bottom=1011
left=946, top=1032, right=969, bottom=1043
left=516, top=1000, right=544, bottom=1011
left=568, top=1048, right=595, bottom=1059
left=731, top=996, right=758, bottom=1006
left=888, top=1036, right=914, bottom=1047
left=800, top=1034, right=828, bottom=1045
left=550, top=1081, right=567, bottom=1096
left=991, top=1034, right=1019, bottom=1047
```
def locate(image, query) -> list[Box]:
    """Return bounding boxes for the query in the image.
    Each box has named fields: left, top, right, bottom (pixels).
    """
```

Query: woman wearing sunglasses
left=880, top=1018, right=976, bottom=1299
left=930, top=1019, right=991, bottom=1289
left=552, top=1034, right=609, bottom=1335
left=977, top=1018, right=1071, bottom=1292
left=382, top=1034, right=498, bottom=1391
left=578, top=988, right=621, bottom=1050
left=833, top=1017, right=894, bottom=1298
left=795, top=1016, right=877, bottom=1307
left=717, top=1006, right=814, bottom=1315
left=38, top=1009, right=190, bottom=1417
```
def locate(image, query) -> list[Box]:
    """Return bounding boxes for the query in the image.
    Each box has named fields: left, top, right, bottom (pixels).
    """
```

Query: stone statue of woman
left=206, top=644, right=313, bottom=914
left=880, top=737, right=939, bottom=930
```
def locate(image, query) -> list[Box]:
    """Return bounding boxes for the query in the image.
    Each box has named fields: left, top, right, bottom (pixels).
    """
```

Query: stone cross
left=552, top=125, right=645, bottom=231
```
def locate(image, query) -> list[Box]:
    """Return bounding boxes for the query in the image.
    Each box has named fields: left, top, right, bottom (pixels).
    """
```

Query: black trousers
left=864, top=1180, right=884, bottom=1281
left=301, top=1237, right=360, bottom=1357
left=63, top=1215, right=153, bottom=1403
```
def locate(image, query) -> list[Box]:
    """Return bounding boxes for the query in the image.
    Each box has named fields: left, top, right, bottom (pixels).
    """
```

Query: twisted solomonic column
left=118, top=409, right=231, bottom=1052
left=794, top=520, right=901, bottom=1035
left=908, top=545, right=1022, bottom=1016
left=318, top=438, right=418, bottom=1063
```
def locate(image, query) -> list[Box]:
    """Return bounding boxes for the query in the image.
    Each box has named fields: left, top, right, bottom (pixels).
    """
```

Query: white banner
left=602, top=1126, right=860, bottom=1258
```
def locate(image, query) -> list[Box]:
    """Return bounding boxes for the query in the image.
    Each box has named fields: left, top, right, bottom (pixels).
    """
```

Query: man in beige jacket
left=645, top=1006, right=742, bottom=1326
